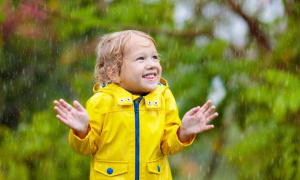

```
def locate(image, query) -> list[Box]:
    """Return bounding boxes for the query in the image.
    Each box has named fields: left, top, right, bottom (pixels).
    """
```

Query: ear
left=106, top=67, right=120, bottom=84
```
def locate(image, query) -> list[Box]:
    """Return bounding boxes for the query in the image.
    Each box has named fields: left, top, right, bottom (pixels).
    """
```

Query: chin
left=145, top=86, right=158, bottom=92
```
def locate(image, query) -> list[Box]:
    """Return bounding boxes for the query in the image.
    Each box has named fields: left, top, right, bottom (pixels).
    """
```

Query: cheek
left=158, top=65, right=162, bottom=74
left=119, top=70, right=128, bottom=84
left=120, top=64, right=127, bottom=77
left=120, top=64, right=138, bottom=81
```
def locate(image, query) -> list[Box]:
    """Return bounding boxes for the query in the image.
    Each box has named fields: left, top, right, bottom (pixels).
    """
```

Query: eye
left=152, top=55, right=160, bottom=61
left=137, top=57, right=144, bottom=61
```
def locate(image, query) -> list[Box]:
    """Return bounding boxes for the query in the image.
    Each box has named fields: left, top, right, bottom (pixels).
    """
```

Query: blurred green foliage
left=0, top=108, right=90, bottom=180
left=0, top=0, right=299, bottom=179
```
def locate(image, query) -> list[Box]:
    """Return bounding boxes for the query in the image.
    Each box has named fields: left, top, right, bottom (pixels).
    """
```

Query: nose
left=146, top=58, right=156, bottom=69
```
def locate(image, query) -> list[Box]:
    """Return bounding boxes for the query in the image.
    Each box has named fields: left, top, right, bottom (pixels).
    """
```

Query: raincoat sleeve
left=68, top=95, right=104, bottom=156
left=161, top=89, right=195, bottom=155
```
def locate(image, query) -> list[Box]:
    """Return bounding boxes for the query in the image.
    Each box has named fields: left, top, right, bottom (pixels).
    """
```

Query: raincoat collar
left=93, top=78, right=168, bottom=107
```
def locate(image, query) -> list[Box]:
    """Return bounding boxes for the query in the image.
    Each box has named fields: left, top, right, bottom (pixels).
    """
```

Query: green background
left=0, top=0, right=300, bottom=179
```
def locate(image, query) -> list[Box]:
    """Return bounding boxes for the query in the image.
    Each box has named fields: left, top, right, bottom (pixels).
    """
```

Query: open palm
left=54, top=99, right=89, bottom=134
left=181, top=100, right=218, bottom=135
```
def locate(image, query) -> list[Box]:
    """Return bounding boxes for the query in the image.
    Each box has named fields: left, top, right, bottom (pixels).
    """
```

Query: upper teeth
left=144, top=74, right=155, bottom=77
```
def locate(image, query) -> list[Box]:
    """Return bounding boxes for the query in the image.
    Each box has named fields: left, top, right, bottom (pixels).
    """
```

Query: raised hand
left=54, top=99, right=90, bottom=137
left=178, top=100, right=218, bottom=143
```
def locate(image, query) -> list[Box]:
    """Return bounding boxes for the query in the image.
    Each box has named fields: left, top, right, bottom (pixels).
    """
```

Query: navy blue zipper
left=134, top=96, right=143, bottom=180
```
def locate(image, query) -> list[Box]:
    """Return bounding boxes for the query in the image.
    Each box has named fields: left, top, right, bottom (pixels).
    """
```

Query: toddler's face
left=119, top=34, right=162, bottom=95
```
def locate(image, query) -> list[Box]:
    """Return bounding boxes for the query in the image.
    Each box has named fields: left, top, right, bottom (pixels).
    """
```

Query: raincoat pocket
left=94, top=160, right=128, bottom=177
left=147, top=157, right=164, bottom=175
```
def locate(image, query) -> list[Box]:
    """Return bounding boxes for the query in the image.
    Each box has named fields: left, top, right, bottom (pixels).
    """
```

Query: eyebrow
left=133, top=49, right=158, bottom=54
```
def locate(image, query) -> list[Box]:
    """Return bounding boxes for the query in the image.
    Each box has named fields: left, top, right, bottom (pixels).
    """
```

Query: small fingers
left=54, top=105, right=68, bottom=119
left=56, top=114, right=71, bottom=127
left=185, top=106, right=201, bottom=116
left=60, top=99, right=73, bottom=111
left=56, top=114, right=65, bottom=122
left=204, top=105, right=216, bottom=118
left=73, top=100, right=85, bottom=112
left=54, top=100, right=69, bottom=115
left=203, top=124, right=214, bottom=131
left=53, top=100, right=62, bottom=108
left=199, top=100, right=212, bottom=113
left=206, top=112, right=218, bottom=124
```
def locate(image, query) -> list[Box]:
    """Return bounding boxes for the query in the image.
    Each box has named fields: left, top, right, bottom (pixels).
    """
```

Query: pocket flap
left=147, top=158, right=163, bottom=174
left=94, top=160, right=128, bottom=177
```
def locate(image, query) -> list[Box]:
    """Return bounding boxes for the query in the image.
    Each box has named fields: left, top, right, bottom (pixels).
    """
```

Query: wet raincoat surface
left=69, top=78, right=195, bottom=180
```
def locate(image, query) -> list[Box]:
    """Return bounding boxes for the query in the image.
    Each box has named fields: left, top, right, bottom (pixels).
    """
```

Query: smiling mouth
left=142, top=73, right=156, bottom=79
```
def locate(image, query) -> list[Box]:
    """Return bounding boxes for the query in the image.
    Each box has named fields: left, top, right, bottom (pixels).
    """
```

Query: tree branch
left=224, top=0, right=272, bottom=53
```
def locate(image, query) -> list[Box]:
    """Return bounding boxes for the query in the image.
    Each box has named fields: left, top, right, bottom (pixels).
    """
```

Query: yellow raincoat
left=69, top=78, right=195, bottom=180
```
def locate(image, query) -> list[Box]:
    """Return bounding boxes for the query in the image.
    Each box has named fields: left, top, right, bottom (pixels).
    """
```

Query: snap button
left=120, top=98, right=124, bottom=102
left=147, top=101, right=152, bottom=105
left=107, top=167, right=113, bottom=175
left=154, top=101, right=158, bottom=106
left=127, top=98, right=131, bottom=102
left=157, top=165, right=160, bottom=172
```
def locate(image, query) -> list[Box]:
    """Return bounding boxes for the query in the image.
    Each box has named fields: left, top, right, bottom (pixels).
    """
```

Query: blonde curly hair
left=94, top=30, right=156, bottom=85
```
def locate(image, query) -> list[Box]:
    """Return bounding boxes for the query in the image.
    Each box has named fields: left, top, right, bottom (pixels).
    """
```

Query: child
left=54, top=30, right=218, bottom=180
